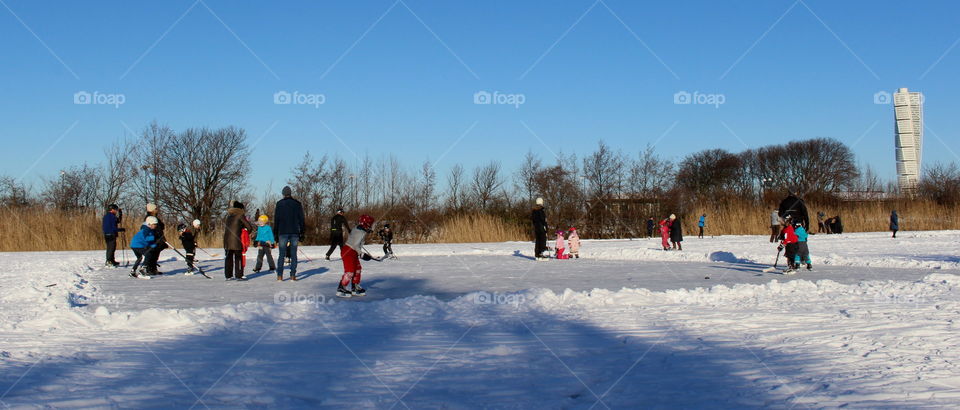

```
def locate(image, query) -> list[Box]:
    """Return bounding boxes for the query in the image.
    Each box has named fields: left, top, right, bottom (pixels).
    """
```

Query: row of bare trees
left=3, top=123, right=958, bottom=241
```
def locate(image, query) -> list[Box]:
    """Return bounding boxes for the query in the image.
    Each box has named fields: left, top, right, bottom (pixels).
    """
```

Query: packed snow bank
left=390, top=230, right=960, bottom=270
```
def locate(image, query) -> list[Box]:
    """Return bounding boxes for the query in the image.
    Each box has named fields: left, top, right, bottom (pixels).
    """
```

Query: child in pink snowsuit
left=659, top=218, right=671, bottom=250
left=567, top=227, right=581, bottom=259
left=555, top=231, right=568, bottom=259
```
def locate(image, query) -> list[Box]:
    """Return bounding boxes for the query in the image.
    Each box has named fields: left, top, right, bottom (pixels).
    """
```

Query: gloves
left=298, top=234, right=305, bottom=242
left=777, top=245, right=784, bottom=252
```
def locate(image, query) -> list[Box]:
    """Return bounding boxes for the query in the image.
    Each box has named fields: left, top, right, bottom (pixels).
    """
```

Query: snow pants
left=661, top=230, right=670, bottom=249
left=784, top=243, right=799, bottom=267
left=534, top=230, right=547, bottom=258
left=182, top=243, right=196, bottom=270
left=340, top=246, right=362, bottom=286
left=794, top=242, right=810, bottom=265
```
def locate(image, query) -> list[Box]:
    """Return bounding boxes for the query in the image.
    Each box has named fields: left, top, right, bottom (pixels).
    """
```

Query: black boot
left=351, top=283, right=366, bottom=296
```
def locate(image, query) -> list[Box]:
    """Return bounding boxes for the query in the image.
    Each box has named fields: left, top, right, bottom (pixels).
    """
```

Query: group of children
left=776, top=215, right=813, bottom=274
left=551, top=227, right=581, bottom=259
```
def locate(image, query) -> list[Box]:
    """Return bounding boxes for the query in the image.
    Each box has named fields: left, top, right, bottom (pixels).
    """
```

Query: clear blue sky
left=2, top=0, right=959, bottom=193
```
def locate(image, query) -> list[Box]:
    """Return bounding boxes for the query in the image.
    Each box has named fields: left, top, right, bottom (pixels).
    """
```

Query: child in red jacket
left=778, top=216, right=799, bottom=274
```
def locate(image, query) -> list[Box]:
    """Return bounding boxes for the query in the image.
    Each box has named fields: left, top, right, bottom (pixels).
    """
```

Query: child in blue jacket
left=253, top=214, right=277, bottom=274
left=129, top=216, right=159, bottom=278
left=794, top=222, right=812, bottom=271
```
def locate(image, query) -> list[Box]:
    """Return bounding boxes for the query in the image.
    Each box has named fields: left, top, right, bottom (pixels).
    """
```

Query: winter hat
left=282, top=186, right=292, bottom=197
left=258, top=214, right=269, bottom=223
left=336, top=208, right=344, bottom=214
left=569, top=227, right=576, bottom=231
left=145, top=216, right=159, bottom=225
left=177, top=223, right=186, bottom=231
left=108, top=204, right=119, bottom=211
left=192, top=219, right=201, bottom=228
left=669, top=214, right=676, bottom=220
left=536, top=197, right=544, bottom=206
left=232, top=200, right=245, bottom=209
left=146, top=203, right=157, bottom=213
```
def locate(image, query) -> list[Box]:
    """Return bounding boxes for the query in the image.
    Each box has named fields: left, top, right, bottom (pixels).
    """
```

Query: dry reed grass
left=426, top=213, right=528, bottom=243
left=2, top=201, right=956, bottom=251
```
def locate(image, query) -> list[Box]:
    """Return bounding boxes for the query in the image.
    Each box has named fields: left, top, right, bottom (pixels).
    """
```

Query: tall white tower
left=893, top=88, right=923, bottom=192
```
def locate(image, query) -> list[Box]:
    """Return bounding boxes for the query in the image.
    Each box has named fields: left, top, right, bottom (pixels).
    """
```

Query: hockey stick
left=120, top=230, right=129, bottom=267
left=164, top=242, right=211, bottom=278
left=197, top=247, right=220, bottom=258
left=361, top=246, right=386, bottom=262
left=762, top=248, right=782, bottom=273
left=298, top=248, right=313, bottom=263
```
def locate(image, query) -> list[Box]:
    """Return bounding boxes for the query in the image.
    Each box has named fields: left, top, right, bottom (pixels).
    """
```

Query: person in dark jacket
left=143, top=203, right=167, bottom=273
left=102, top=204, right=123, bottom=267
left=325, top=208, right=350, bottom=260
left=831, top=215, right=844, bottom=234
left=890, top=210, right=899, bottom=238
left=532, top=198, right=548, bottom=260
left=178, top=219, right=201, bottom=273
left=378, top=223, right=394, bottom=258
left=778, top=192, right=810, bottom=231
left=274, top=186, right=306, bottom=281
left=646, top=217, right=655, bottom=238
left=669, top=214, right=683, bottom=250
left=224, top=201, right=254, bottom=280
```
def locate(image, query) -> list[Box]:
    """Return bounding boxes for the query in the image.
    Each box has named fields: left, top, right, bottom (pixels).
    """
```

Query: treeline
left=2, top=121, right=960, bottom=248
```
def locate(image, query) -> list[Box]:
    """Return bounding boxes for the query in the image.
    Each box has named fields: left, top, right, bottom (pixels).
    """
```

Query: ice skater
left=698, top=214, right=706, bottom=238
left=567, top=227, right=581, bottom=259
left=129, top=216, right=160, bottom=278
left=253, top=215, right=277, bottom=275
left=659, top=216, right=671, bottom=251
left=177, top=219, right=201, bottom=274
left=554, top=230, right=568, bottom=259
left=378, top=223, right=394, bottom=259
left=793, top=219, right=812, bottom=271
left=338, top=214, right=375, bottom=297
left=778, top=216, right=799, bottom=274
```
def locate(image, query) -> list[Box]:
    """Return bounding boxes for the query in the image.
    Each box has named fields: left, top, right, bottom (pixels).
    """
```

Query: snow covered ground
left=2, top=231, right=960, bottom=408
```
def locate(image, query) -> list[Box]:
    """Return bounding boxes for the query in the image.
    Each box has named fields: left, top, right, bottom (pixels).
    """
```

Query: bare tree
left=676, top=149, right=743, bottom=199
left=515, top=150, right=542, bottom=201
left=628, top=144, right=674, bottom=198
left=99, top=139, right=136, bottom=207
left=583, top=141, right=626, bottom=200
left=446, top=164, right=466, bottom=212
left=42, top=164, right=103, bottom=210
left=918, top=162, right=960, bottom=205
left=471, top=161, right=504, bottom=211
left=154, top=126, right=251, bottom=228
left=0, top=175, right=31, bottom=208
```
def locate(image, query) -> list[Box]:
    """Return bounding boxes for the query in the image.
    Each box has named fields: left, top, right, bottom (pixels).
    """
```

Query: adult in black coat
left=531, top=198, right=547, bottom=259
left=669, top=214, right=683, bottom=250
left=325, top=208, right=351, bottom=260
left=223, top=201, right=254, bottom=279
left=274, top=186, right=306, bottom=280
left=778, top=193, right=810, bottom=231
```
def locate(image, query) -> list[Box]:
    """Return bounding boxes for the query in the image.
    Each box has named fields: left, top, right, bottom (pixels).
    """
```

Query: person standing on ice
left=890, top=210, right=899, bottom=238
left=325, top=208, right=350, bottom=260
left=377, top=223, right=394, bottom=258
left=669, top=214, right=683, bottom=250
left=778, top=216, right=799, bottom=274
left=697, top=214, right=707, bottom=239
left=793, top=220, right=812, bottom=271
left=274, top=186, right=305, bottom=281
left=338, top=214, right=375, bottom=297
left=102, top=204, right=123, bottom=267
left=554, top=231, right=568, bottom=259
left=658, top=216, right=671, bottom=251
left=769, top=208, right=781, bottom=243
left=144, top=203, right=167, bottom=273
left=532, top=198, right=548, bottom=260
left=567, top=227, right=581, bottom=259
left=223, top=201, right=254, bottom=281
left=252, top=215, right=277, bottom=274
left=129, top=216, right=159, bottom=278
left=646, top=217, right=655, bottom=238
left=177, top=219, right=201, bottom=274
